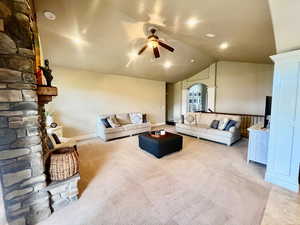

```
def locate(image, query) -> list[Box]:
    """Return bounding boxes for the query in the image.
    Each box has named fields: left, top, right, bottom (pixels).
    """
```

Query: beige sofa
left=176, top=112, right=241, bottom=146
left=96, top=113, right=151, bottom=141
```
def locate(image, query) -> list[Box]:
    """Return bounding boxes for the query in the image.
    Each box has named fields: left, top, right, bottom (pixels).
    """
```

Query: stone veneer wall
left=0, top=0, right=51, bottom=224
left=47, top=174, right=80, bottom=212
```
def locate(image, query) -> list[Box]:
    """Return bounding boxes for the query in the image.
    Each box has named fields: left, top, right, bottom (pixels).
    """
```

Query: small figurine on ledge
left=39, top=59, right=53, bottom=87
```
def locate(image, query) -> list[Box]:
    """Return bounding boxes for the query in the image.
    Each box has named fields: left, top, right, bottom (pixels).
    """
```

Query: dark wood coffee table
left=138, top=132, right=183, bottom=158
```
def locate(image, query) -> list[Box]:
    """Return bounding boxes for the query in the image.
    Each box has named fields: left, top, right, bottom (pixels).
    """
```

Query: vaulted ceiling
left=35, top=0, right=275, bottom=82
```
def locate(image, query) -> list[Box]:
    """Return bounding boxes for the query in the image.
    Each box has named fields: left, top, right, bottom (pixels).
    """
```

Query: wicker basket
left=49, top=147, right=79, bottom=181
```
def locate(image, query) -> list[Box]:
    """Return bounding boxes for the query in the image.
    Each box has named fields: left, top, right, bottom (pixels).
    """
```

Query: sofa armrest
left=97, top=117, right=106, bottom=128
left=229, top=126, right=240, bottom=134
left=96, top=117, right=108, bottom=140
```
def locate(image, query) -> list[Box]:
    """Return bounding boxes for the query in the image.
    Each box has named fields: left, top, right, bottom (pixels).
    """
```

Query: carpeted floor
left=38, top=126, right=274, bottom=225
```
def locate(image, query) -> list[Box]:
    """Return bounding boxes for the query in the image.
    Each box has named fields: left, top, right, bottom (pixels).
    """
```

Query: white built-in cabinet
left=265, top=50, right=300, bottom=192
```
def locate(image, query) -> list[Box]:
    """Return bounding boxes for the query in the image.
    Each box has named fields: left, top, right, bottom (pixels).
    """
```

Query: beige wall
left=48, top=66, right=166, bottom=137
left=167, top=61, right=274, bottom=118
left=268, top=0, right=300, bottom=53
left=216, top=61, right=274, bottom=115
left=182, top=64, right=216, bottom=89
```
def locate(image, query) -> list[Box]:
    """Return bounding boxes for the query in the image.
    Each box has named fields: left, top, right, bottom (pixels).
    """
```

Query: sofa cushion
left=198, top=113, right=217, bottom=126
left=177, top=123, right=208, bottom=132
left=177, top=123, right=197, bottom=130
left=123, top=123, right=150, bottom=131
left=129, top=112, right=143, bottom=124
left=116, top=113, right=131, bottom=125
left=194, top=124, right=210, bottom=133
left=206, top=128, right=233, bottom=138
left=176, top=123, right=188, bottom=129
left=104, top=127, right=125, bottom=134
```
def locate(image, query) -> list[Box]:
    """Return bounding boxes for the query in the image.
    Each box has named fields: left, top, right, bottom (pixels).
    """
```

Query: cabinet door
left=266, top=61, right=300, bottom=192
left=248, top=131, right=268, bottom=165
left=256, top=132, right=268, bottom=165
left=292, top=63, right=300, bottom=185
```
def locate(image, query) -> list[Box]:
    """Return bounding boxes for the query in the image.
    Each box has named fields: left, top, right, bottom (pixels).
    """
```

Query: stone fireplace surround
left=0, top=1, right=79, bottom=224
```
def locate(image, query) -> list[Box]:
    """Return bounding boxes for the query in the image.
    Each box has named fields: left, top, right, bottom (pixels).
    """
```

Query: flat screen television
left=264, top=96, right=272, bottom=128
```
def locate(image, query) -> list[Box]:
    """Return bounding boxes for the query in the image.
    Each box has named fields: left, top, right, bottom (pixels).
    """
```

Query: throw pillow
left=180, top=114, right=184, bottom=124
left=129, top=112, right=143, bottom=124
left=210, top=120, right=219, bottom=129
left=116, top=113, right=131, bottom=125
left=142, top=114, right=147, bottom=123
left=51, top=133, right=61, bottom=144
left=224, top=120, right=237, bottom=131
left=47, top=136, right=54, bottom=150
left=185, top=114, right=195, bottom=124
left=218, top=118, right=230, bottom=130
left=108, top=115, right=121, bottom=128
left=101, top=118, right=112, bottom=128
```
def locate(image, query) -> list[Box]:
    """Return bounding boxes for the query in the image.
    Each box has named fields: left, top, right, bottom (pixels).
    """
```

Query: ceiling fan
left=138, top=28, right=175, bottom=58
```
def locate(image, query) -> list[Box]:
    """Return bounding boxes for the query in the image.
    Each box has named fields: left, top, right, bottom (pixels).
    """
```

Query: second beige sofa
left=176, top=112, right=241, bottom=146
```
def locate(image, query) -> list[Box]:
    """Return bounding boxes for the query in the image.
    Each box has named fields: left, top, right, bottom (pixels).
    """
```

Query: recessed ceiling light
left=205, top=33, right=216, bottom=38
left=190, top=59, right=195, bottom=63
left=219, top=42, right=229, bottom=50
left=43, top=11, right=56, bottom=20
left=186, top=18, right=200, bottom=28
left=72, top=38, right=84, bottom=44
left=164, top=61, right=172, bottom=69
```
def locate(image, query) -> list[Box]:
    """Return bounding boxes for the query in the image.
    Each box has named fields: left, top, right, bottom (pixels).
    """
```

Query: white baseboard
left=151, top=122, right=166, bottom=127
left=73, top=133, right=97, bottom=141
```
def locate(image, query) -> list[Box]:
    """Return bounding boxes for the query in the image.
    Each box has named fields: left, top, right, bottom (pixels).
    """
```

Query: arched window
left=187, top=83, right=207, bottom=112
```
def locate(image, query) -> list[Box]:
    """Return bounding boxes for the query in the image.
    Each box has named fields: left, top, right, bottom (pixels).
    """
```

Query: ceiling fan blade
left=153, top=47, right=160, bottom=58
left=138, top=45, right=148, bottom=55
left=158, top=41, right=175, bottom=52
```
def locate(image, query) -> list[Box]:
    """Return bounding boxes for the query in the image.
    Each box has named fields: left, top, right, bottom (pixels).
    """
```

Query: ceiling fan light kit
left=138, top=28, right=175, bottom=58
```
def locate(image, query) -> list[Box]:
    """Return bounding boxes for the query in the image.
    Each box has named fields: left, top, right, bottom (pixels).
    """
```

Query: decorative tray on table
left=149, top=130, right=166, bottom=138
